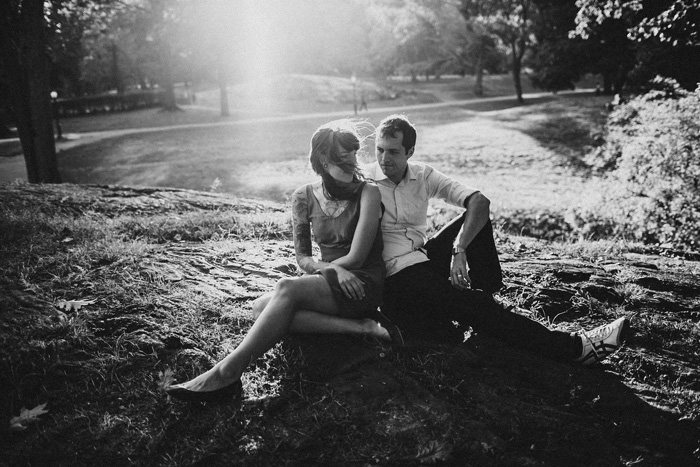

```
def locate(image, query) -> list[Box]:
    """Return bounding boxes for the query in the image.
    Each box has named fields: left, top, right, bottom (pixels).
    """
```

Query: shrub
left=577, top=81, right=700, bottom=250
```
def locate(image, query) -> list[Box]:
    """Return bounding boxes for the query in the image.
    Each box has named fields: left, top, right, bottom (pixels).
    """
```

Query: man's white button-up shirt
left=365, top=161, right=479, bottom=277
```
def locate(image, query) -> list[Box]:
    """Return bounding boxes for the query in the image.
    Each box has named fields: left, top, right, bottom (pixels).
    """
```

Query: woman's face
left=325, top=147, right=357, bottom=182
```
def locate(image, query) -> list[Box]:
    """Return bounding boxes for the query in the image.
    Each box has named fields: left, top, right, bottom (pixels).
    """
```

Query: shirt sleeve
left=423, top=164, right=479, bottom=208
left=291, top=186, right=313, bottom=260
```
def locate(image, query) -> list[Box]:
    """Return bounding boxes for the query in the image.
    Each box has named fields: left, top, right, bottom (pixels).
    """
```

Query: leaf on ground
left=56, top=299, right=96, bottom=312
left=415, top=440, right=451, bottom=464
left=158, top=367, right=176, bottom=390
left=10, top=403, right=49, bottom=431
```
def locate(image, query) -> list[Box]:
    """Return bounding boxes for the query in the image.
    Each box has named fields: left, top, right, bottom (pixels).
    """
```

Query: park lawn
left=2, top=75, right=699, bottom=465
left=49, top=73, right=440, bottom=136
left=2, top=182, right=698, bottom=466
left=53, top=93, right=610, bottom=218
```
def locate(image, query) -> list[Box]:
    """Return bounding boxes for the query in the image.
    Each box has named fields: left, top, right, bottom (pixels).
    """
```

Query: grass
left=2, top=183, right=699, bottom=465
left=2, top=75, right=699, bottom=465
left=2, top=73, right=606, bottom=213
left=3, top=186, right=700, bottom=464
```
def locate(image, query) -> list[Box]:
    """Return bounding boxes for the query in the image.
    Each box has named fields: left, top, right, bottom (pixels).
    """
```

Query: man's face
left=375, top=131, right=414, bottom=184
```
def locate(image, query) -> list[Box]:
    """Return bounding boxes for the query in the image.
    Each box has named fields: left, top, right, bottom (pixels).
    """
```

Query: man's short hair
left=376, top=114, right=417, bottom=154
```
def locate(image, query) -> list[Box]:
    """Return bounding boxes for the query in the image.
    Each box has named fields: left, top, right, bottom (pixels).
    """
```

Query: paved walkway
left=0, top=89, right=594, bottom=183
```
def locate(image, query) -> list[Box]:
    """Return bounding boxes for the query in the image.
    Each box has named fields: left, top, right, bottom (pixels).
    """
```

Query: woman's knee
left=251, top=295, right=269, bottom=319
left=273, top=277, right=305, bottom=302
left=272, top=276, right=326, bottom=309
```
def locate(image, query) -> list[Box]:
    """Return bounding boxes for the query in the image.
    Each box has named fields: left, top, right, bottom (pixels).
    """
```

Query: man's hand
left=334, top=266, right=366, bottom=300
left=450, top=252, right=471, bottom=290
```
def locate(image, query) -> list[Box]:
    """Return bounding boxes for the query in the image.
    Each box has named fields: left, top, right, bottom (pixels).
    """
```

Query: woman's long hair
left=308, top=120, right=366, bottom=179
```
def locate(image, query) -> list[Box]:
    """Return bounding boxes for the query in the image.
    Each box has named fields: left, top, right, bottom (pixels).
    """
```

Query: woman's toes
left=375, top=323, right=391, bottom=341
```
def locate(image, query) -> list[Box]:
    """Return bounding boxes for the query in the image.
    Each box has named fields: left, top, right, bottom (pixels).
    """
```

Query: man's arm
left=455, top=192, right=490, bottom=250
left=450, top=192, right=490, bottom=289
left=421, top=164, right=490, bottom=289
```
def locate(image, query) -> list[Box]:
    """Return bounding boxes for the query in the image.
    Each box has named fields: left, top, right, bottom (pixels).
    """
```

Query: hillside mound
left=1, top=183, right=698, bottom=466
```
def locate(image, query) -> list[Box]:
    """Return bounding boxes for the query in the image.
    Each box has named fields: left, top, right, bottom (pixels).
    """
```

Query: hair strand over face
left=309, top=119, right=364, bottom=178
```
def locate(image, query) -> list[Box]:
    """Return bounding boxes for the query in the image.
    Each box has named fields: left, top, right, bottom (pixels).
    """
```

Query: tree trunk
left=111, top=40, right=123, bottom=94
left=0, top=104, right=13, bottom=138
left=511, top=42, right=524, bottom=104
left=159, top=44, right=179, bottom=111
left=602, top=73, right=614, bottom=95
left=7, top=0, right=62, bottom=183
left=473, top=42, right=484, bottom=97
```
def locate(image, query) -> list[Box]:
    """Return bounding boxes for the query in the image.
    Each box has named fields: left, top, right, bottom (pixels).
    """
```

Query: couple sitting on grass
left=166, top=115, right=630, bottom=403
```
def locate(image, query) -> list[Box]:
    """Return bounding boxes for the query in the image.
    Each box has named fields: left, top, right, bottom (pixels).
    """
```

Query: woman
left=166, top=120, right=402, bottom=403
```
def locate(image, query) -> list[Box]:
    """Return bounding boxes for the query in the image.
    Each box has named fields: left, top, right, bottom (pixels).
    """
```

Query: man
left=366, top=114, right=629, bottom=365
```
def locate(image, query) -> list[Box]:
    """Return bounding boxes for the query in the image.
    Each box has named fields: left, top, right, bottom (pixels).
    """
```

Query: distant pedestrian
left=359, top=89, right=368, bottom=112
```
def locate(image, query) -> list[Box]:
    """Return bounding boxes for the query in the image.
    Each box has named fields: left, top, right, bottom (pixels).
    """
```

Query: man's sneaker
left=575, top=317, right=630, bottom=366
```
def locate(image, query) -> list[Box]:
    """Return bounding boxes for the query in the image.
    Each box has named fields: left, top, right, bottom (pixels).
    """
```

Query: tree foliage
left=572, top=0, right=699, bottom=46
left=572, top=81, right=700, bottom=250
left=570, top=0, right=700, bottom=92
left=366, top=0, right=471, bottom=79
left=459, top=0, right=539, bottom=102
left=630, top=0, right=700, bottom=46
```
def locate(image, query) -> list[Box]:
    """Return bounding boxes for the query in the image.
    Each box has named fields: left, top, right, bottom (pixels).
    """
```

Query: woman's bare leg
left=174, top=275, right=378, bottom=392
left=252, top=292, right=390, bottom=338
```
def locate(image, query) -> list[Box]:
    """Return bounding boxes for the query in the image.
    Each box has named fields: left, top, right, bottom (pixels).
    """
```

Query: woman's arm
left=291, top=187, right=321, bottom=274
left=292, top=183, right=382, bottom=301
left=293, top=184, right=382, bottom=274
left=329, top=184, right=382, bottom=270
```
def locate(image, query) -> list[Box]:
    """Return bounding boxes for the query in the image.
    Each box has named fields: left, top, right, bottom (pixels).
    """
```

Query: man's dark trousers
left=382, top=216, right=576, bottom=361
left=423, top=213, right=503, bottom=294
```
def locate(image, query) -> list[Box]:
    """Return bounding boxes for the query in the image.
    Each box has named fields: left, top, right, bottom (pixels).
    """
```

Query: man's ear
left=406, top=147, right=415, bottom=159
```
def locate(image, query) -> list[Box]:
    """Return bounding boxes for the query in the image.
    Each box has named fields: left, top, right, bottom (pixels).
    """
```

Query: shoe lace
left=582, top=322, right=613, bottom=344
left=577, top=327, right=605, bottom=362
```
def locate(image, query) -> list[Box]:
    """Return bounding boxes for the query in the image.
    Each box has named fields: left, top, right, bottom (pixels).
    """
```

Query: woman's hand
left=334, top=266, right=366, bottom=300
left=450, top=252, right=471, bottom=290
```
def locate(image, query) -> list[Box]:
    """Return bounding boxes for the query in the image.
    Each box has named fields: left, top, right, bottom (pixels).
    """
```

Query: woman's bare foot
left=361, top=318, right=392, bottom=341
left=170, top=366, right=234, bottom=393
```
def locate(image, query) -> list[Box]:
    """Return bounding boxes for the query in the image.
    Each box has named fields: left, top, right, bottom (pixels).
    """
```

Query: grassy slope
left=2, top=75, right=699, bottom=465
left=3, top=79, right=608, bottom=218
left=1, top=183, right=699, bottom=466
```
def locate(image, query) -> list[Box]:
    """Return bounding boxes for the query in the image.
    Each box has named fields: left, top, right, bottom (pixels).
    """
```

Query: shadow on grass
left=143, top=333, right=698, bottom=466
left=0, top=139, right=23, bottom=158
left=489, top=93, right=608, bottom=174
left=462, top=95, right=556, bottom=113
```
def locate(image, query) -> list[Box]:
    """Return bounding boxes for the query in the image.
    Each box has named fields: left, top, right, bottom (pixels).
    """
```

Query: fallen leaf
left=158, top=367, right=176, bottom=390
left=415, top=440, right=451, bottom=464
left=10, top=403, right=49, bottom=431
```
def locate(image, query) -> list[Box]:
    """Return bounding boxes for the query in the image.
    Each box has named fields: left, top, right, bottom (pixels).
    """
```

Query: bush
left=54, top=90, right=165, bottom=117
left=576, top=81, right=700, bottom=250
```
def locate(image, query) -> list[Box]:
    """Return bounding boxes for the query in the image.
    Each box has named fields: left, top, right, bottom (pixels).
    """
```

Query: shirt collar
left=366, top=162, right=418, bottom=184
left=367, top=162, right=388, bottom=181
left=406, top=163, right=418, bottom=181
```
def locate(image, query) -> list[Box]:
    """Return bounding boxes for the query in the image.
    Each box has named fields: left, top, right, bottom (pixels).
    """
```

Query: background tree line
left=1, top=0, right=698, bottom=184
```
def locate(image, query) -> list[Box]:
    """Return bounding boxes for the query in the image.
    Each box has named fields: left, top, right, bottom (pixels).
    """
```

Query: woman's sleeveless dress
left=291, top=181, right=385, bottom=318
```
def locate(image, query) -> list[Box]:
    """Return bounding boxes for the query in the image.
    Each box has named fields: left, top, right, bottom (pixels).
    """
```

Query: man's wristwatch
left=452, top=246, right=466, bottom=256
